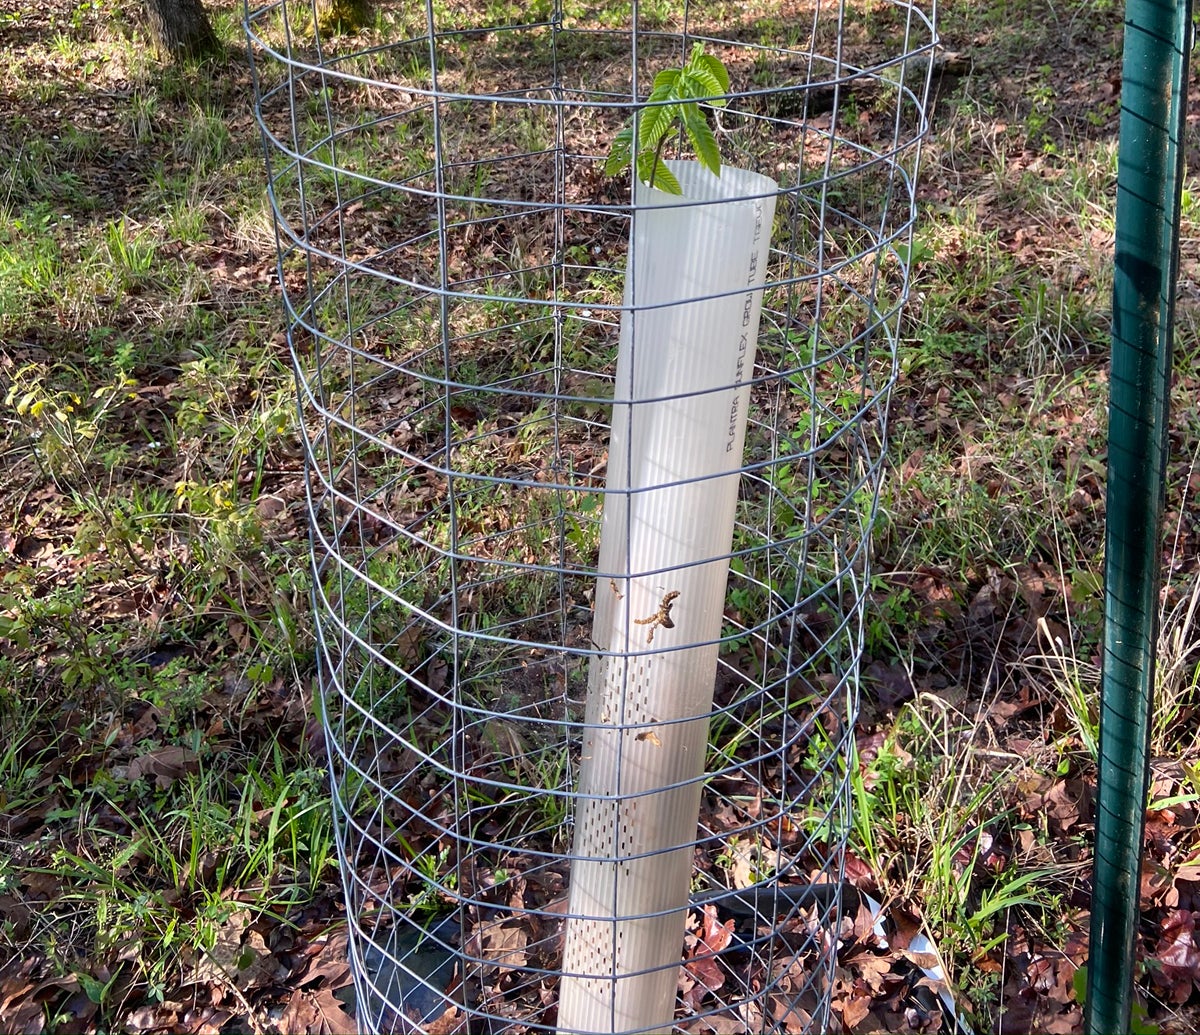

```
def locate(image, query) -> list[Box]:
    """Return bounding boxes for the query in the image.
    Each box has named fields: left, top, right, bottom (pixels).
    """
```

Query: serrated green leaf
left=639, top=101, right=678, bottom=149
left=605, top=123, right=635, bottom=176
left=681, top=43, right=729, bottom=104
left=680, top=64, right=725, bottom=102
left=646, top=80, right=676, bottom=105
left=652, top=67, right=681, bottom=94
left=697, top=52, right=730, bottom=96
left=604, top=42, right=732, bottom=193
left=637, top=151, right=681, bottom=194
left=683, top=104, right=720, bottom=177
left=651, top=164, right=682, bottom=195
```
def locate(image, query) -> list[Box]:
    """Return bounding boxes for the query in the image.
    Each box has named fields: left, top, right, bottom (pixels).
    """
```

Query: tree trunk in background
left=144, top=0, right=218, bottom=61
left=315, top=0, right=372, bottom=34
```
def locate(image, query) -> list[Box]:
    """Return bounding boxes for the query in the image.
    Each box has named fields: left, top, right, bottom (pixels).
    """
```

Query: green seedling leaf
left=652, top=67, right=681, bottom=94
left=605, top=43, right=730, bottom=196
left=680, top=46, right=728, bottom=104
left=694, top=50, right=730, bottom=101
left=683, top=103, right=721, bottom=177
left=639, top=99, right=679, bottom=151
left=605, top=124, right=634, bottom=176
left=637, top=150, right=681, bottom=195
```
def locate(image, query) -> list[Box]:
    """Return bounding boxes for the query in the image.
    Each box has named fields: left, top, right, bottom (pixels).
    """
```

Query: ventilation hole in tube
left=619, top=799, right=636, bottom=876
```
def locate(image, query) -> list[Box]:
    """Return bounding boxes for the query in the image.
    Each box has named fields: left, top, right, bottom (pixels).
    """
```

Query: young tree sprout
left=605, top=42, right=730, bottom=195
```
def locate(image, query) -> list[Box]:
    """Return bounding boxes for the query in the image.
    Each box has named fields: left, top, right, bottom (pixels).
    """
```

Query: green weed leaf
left=894, top=238, right=934, bottom=264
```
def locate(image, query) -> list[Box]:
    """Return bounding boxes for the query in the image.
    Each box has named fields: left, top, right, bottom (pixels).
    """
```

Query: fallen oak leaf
left=278, top=990, right=321, bottom=1034
left=841, top=850, right=876, bottom=892
left=424, top=1002, right=467, bottom=1035
left=680, top=1015, right=747, bottom=1033
left=832, top=988, right=872, bottom=1029
left=185, top=909, right=284, bottom=996
left=696, top=903, right=735, bottom=955
left=899, top=948, right=943, bottom=972
left=846, top=893, right=881, bottom=945
left=1150, top=908, right=1200, bottom=1004
left=684, top=904, right=734, bottom=1008
left=125, top=745, right=200, bottom=789
left=887, top=902, right=924, bottom=952
left=0, top=954, right=42, bottom=1011
left=769, top=993, right=812, bottom=1033
left=310, top=986, right=358, bottom=1034
left=479, top=917, right=530, bottom=977
left=179, top=1007, right=234, bottom=1034
left=841, top=950, right=894, bottom=996
left=299, top=956, right=352, bottom=991
left=123, top=1003, right=184, bottom=1032
left=685, top=952, right=724, bottom=998
left=1037, top=1006, right=1084, bottom=1035
left=1142, top=860, right=1179, bottom=909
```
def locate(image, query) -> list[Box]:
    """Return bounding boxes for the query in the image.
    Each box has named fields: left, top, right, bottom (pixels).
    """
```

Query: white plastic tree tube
left=559, top=161, right=777, bottom=1035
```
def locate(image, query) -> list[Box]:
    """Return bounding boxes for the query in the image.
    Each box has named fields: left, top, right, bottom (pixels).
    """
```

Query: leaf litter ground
left=3, top=0, right=1200, bottom=1032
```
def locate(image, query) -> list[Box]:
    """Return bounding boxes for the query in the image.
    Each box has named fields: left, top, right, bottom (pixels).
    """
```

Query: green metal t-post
left=1087, top=2, right=1192, bottom=1032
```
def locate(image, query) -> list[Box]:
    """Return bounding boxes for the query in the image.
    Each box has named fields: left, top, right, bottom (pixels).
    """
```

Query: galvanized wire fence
left=245, top=3, right=935, bottom=1031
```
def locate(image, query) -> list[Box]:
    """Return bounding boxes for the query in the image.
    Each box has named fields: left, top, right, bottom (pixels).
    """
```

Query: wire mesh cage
left=245, top=2, right=936, bottom=1031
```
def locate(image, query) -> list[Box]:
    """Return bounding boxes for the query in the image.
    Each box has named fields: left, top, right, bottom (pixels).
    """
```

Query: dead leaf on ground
left=680, top=1014, right=748, bottom=1033
left=481, top=918, right=530, bottom=976
left=683, top=905, right=734, bottom=1010
left=185, top=909, right=283, bottom=993
left=866, top=660, right=916, bottom=708
left=123, top=1003, right=182, bottom=1032
left=310, top=987, right=359, bottom=1034
left=0, top=957, right=49, bottom=1034
left=843, top=951, right=895, bottom=996
left=769, top=993, right=813, bottom=1034
left=424, top=1003, right=468, bottom=1034
left=1151, top=909, right=1200, bottom=1004
left=832, top=986, right=872, bottom=1028
left=294, top=926, right=353, bottom=990
left=125, top=745, right=200, bottom=789
left=279, top=989, right=322, bottom=1033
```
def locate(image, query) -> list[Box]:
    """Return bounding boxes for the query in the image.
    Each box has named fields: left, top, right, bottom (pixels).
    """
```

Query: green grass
left=3, top=0, right=1200, bottom=1031
left=848, top=695, right=1070, bottom=1018
left=849, top=1, right=1200, bottom=1027
left=0, top=1, right=333, bottom=1020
